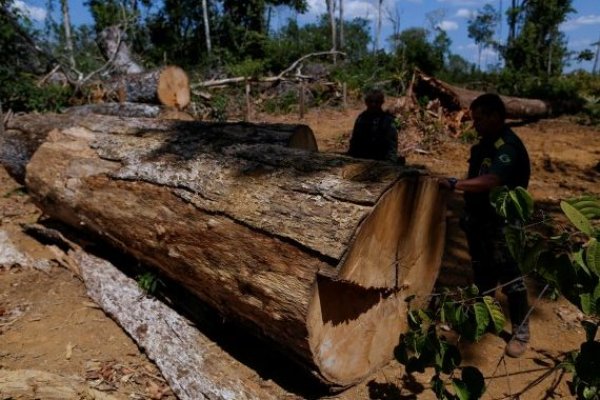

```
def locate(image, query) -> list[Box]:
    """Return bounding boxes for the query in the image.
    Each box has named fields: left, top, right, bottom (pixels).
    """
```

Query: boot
left=505, top=288, right=530, bottom=358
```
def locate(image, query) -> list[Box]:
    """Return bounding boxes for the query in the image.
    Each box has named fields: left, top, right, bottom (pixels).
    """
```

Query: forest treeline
left=0, top=0, right=598, bottom=121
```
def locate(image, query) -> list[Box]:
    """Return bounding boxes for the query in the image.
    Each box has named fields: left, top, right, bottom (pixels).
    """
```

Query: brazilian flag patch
left=499, top=153, right=512, bottom=163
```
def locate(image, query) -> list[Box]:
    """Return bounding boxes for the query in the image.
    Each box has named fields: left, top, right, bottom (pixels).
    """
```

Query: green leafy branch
left=396, top=287, right=505, bottom=399
left=492, top=187, right=600, bottom=399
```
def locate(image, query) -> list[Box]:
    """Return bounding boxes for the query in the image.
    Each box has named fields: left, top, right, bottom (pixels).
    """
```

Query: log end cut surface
left=307, top=178, right=446, bottom=386
left=158, top=66, right=191, bottom=110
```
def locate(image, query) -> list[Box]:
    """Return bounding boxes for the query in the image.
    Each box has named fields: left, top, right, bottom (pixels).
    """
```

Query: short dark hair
left=364, top=89, right=384, bottom=104
left=470, top=93, right=506, bottom=120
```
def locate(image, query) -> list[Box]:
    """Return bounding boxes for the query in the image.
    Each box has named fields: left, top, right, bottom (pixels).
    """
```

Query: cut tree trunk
left=413, top=71, right=551, bottom=119
left=1, top=113, right=446, bottom=387
left=99, top=66, right=191, bottom=109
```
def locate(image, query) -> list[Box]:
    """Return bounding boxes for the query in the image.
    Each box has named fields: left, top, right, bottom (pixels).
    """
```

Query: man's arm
left=455, top=174, right=501, bottom=192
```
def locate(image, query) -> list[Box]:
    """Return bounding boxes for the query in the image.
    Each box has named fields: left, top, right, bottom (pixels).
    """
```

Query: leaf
left=508, top=190, right=525, bottom=220
left=483, top=296, right=506, bottom=334
left=574, top=249, right=592, bottom=276
left=504, top=225, right=524, bottom=261
left=585, top=238, right=600, bottom=278
left=461, top=366, right=486, bottom=399
left=514, top=187, right=534, bottom=220
left=440, top=342, right=462, bottom=374
left=580, top=293, right=594, bottom=315
left=561, top=201, right=593, bottom=235
left=473, top=302, right=490, bottom=341
left=566, top=197, right=600, bottom=219
left=490, top=187, right=509, bottom=219
left=452, top=379, right=470, bottom=400
left=520, top=240, right=545, bottom=274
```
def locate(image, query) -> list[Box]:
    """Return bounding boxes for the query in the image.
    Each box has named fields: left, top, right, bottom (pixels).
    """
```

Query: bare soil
left=1, top=101, right=599, bottom=399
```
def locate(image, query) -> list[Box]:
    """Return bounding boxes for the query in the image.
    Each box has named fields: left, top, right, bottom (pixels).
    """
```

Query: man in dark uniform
left=441, top=93, right=531, bottom=358
left=348, top=90, right=402, bottom=163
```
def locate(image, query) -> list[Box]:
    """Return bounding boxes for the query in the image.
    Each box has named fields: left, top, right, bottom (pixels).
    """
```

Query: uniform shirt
left=348, top=110, right=398, bottom=162
left=465, top=127, right=530, bottom=219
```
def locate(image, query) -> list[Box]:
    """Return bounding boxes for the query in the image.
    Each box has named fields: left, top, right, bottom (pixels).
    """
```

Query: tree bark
left=413, top=70, right=550, bottom=119
left=326, top=0, right=337, bottom=64
left=201, top=0, right=212, bottom=54
left=60, top=0, right=75, bottom=69
left=1, top=113, right=446, bottom=387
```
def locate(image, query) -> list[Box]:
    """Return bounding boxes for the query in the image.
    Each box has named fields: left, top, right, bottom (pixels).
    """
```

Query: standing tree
left=374, top=0, right=383, bottom=52
left=201, top=0, right=211, bottom=54
left=338, top=0, right=344, bottom=50
left=326, top=0, right=336, bottom=62
left=467, top=4, right=499, bottom=70
left=503, top=0, right=574, bottom=76
left=60, top=0, right=75, bottom=68
left=392, top=27, right=443, bottom=75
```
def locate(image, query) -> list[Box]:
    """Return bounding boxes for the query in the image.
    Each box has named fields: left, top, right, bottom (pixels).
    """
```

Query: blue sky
left=14, top=0, right=600, bottom=72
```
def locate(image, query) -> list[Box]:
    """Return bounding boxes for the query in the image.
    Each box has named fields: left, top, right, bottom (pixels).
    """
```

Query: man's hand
left=439, top=177, right=458, bottom=191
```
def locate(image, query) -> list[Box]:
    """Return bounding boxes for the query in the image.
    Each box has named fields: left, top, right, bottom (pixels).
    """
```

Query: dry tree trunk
left=1, top=113, right=446, bottom=387
left=413, top=70, right=551, bottom=119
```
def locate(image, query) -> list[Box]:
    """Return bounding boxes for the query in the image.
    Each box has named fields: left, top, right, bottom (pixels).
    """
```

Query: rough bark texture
left=1, top=113, right=446, bottom=387
left=414, top=71, right=551, bottom=119
left=74, top=248, right=278, bottom=400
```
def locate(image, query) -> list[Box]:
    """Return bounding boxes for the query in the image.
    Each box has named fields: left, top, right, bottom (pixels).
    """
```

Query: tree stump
left=1, top=113, right=446, bottom=387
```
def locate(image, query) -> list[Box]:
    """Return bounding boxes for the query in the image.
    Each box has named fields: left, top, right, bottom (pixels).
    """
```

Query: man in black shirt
left=348, top=90, right=402, bottom=163
left=441, top=93, right=531, bottom=358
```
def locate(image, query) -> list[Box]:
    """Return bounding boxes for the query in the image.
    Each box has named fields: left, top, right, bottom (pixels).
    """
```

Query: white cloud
left=12, top=0, right=47, bottom=21
left=306, top=0, right=327, bottom=16
left=345, top=1, right=378, bottom=20
left=307, top=0, right=379, bottom=21
left=437, top=20, right=459, bottom=31
left=436, top=0, right=480, bottom=6
left=561, top=14, right=600, bottom=31
left=455, top=8, right=474, bottom=19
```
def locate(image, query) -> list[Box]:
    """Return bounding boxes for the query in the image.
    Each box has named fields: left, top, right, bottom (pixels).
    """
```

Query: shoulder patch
left=499, top=153, right=512, bottom=163
left=494, top=138, right=505, bottom=149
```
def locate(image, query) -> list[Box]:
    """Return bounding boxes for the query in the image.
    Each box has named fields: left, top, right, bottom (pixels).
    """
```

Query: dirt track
left=1, top=102, right=599, bottom=399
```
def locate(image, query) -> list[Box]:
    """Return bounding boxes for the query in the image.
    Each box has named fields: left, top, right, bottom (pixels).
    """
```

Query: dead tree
left=1, top=113, right=446, bottom=387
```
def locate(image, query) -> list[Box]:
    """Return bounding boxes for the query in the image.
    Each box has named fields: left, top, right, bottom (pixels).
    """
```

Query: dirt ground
left=1, top=100, right=599, bottom=399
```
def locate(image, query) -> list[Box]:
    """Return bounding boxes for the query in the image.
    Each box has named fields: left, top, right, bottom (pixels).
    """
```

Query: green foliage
left=227, top=59, right=265, bottom=78
left=0, top=69, right=71, bottom=112
left=396, top=287, right=508, bottom=399
left=210, top=93, right=229, bottom=122
left=503, top=0, right=574, bottom=76
left=136, top=271, right=163, bottom=295
left=262, top=90, right=297, bottom=114
left=467, top=4, right=499, bottom=70
left=490, top=187, right=600, bottom=399
left=392, top=27, right=444, bottom=76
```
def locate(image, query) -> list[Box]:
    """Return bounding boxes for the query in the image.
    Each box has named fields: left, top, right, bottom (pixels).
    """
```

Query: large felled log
left=0, top=114, right=317, bottom=183
left=413, top=70, right=550, bottom=119
left=1, top=113, right=446, bottom=387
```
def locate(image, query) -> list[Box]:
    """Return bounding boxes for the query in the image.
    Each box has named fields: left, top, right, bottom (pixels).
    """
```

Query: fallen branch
left=191, top=50, right=346, bottom=89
